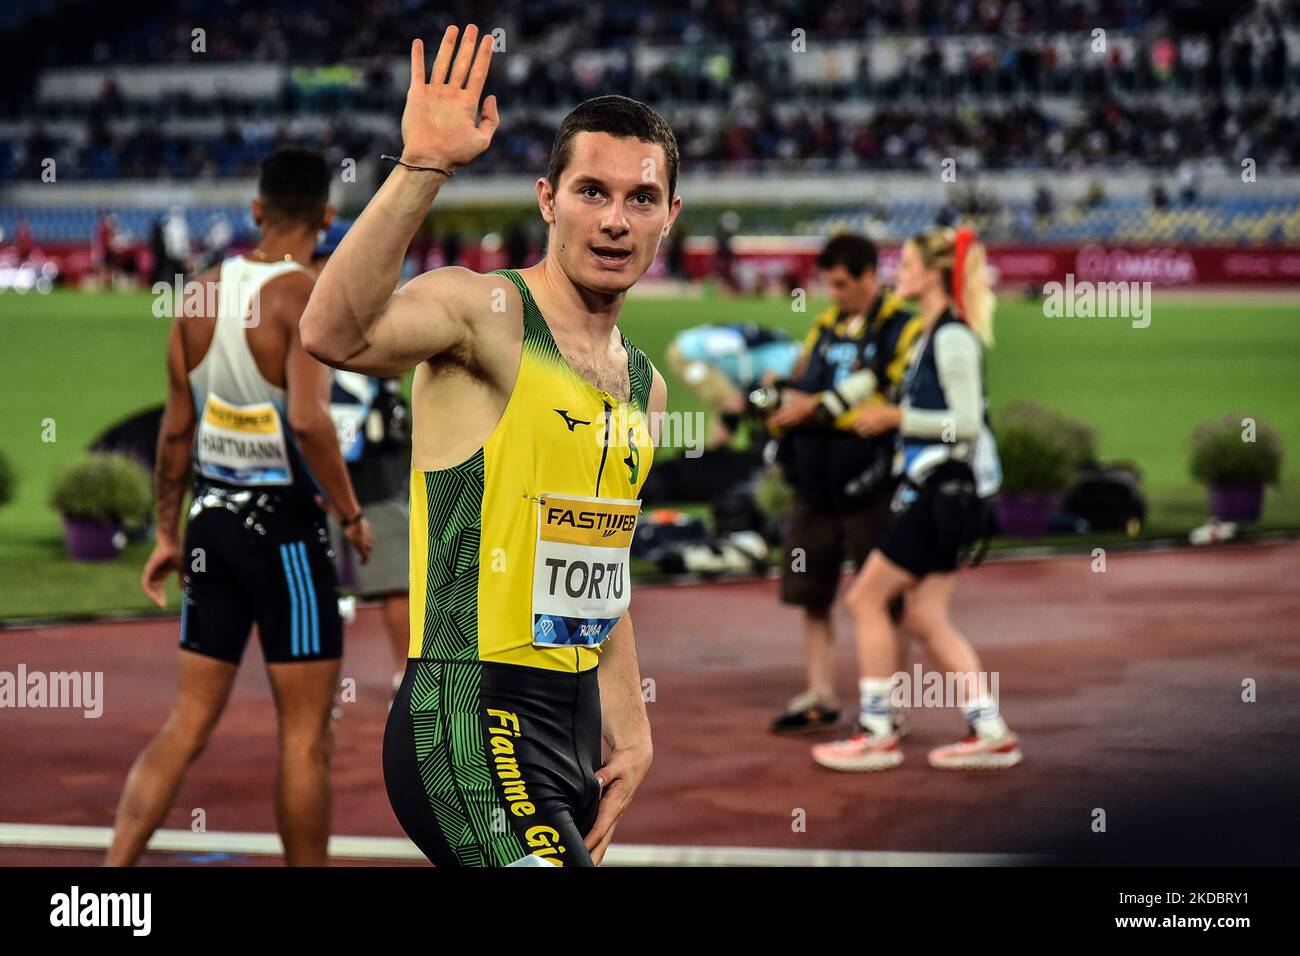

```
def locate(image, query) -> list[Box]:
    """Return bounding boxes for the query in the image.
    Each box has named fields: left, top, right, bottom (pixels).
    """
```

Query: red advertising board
left=681, top=242, right=1300, bottom=287
left=12, top=240, right=1300, bottom=289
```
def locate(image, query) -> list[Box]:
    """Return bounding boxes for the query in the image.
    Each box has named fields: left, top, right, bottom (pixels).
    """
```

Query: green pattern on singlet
left=416, top=452, right=484, bottom=662
left=409, top=460, right=527, bottom=864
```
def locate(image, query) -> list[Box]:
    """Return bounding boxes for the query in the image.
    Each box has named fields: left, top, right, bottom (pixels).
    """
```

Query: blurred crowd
left=32, top=0, right=1167, bottom=66
left=2, top=0, right=1297, bottom=181
left=7, top=95, right=1297, bottom=182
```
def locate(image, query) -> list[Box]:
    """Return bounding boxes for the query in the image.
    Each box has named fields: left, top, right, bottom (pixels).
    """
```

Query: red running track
left=1, top=541, right=1297, bottom=865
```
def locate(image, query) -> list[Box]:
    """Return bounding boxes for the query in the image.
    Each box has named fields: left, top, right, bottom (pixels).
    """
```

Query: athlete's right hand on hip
left=585, top=741, right=654, bottom=865
left=401, top=25, right=500, bottom=172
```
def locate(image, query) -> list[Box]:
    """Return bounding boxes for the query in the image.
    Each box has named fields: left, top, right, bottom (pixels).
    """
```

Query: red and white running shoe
left=927, top=732, right=1022, bottom=769
left=811, top=731, right=903, bottom=772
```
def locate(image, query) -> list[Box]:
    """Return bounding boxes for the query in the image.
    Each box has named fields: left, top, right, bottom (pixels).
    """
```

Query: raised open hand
left=401, top=25, right=499, bottom=171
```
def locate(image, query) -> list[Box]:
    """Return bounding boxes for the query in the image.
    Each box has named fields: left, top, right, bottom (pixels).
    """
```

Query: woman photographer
left=812, top=226, right=1021, bottom=772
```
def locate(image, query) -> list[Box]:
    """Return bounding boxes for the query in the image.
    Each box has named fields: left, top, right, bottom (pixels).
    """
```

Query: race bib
left=532, top=493, right=640, bottom=648
left=196, top=394, right=292, bottom=485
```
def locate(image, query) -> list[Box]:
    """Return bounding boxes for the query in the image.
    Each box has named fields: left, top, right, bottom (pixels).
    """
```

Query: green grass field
left=1, top=287, right=1297, bottom=619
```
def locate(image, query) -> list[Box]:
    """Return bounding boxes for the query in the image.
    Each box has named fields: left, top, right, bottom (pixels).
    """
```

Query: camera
left=746, top=384, right=783, bottom=415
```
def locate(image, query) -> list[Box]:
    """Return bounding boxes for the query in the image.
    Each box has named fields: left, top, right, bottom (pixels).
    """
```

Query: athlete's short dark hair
left=817, top=234, right=878, bottom=277
left=546, top=95, right=679, bottom=198
left=258, top=146, right=329, bottom=228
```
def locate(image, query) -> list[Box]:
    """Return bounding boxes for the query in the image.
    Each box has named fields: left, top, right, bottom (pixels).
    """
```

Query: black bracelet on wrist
left=340, top=510, right=363, bottom=529
left=381, top=154, right=455, bottom=178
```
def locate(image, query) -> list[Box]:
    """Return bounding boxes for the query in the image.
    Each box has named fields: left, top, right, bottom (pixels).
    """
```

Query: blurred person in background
left=1032, top=183, right=1054, bottom=226
left=163, top=204, right=192, bottom=277
left=1080, top=179, right=1106, bottom=212
left=327, top=371, right=412, bottom=695
left=665, top=322, right=801, bottom=448
left=92, top=211, right=115, bottom=288
left=714, top=210, right=738, bottom=292
left=15, top=217, right=35, bottom=261
left=108, top=147, right=373, bottom=866
left=812, top=226, right=1019, bottom=773
left=761, top=234, right=925, bottom=735
left=505, top=221, right=529, bottom=268
left=441, top=228, right=461, bottom=267
left=111, top=226, right=140, bottom=287
left=202, top=215, right=234, bottom=269
left=149, top=216, right=168, bottom=285
left=666, top=223, right=688, bottom=281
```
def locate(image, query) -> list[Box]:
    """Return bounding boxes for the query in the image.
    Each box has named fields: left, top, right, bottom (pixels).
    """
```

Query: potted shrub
left=998, top=399, right=1098, bottom=469
left=992, top=401, right=1088, bottom=536
left=48, top=452, right=153, bottom=561
left=1190, top=414, right=1283, bottom=523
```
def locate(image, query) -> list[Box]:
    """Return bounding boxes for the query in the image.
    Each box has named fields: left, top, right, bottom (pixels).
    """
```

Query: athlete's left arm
left=141, top=319, right=196, bottom=608
left=589, top=610, right=653, bottom=865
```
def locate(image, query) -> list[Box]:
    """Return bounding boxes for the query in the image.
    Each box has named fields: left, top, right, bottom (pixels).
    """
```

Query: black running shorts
left=179, top=484, right=342, bottom=664
left=383, top=658, right=603, bottom=867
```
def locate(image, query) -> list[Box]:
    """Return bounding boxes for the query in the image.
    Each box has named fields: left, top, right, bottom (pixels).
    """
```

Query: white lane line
left=0, top=823, right=1038, bottom=866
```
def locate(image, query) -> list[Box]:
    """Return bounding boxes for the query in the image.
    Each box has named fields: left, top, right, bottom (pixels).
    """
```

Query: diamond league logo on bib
left=531, top=493, right=639, bottom=648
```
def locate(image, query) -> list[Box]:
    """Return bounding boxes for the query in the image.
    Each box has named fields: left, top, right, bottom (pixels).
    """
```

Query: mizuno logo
left=554, top=409, right=591, bottom=431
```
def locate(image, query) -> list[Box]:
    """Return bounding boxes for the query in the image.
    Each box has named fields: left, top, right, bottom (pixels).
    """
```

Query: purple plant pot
left=1208, top=484, right=1264, bottom=523
left=995, top=492, right=1061, bottom=537
left=62, top=515, right=126, bottom=562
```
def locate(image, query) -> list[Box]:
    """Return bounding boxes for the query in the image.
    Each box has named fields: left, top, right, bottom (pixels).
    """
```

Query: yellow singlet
left=408, top=268, right=656, bottom=674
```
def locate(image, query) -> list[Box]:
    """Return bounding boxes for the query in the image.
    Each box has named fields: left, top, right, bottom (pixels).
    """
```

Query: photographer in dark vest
left=762, top=234, right=926, bottom=735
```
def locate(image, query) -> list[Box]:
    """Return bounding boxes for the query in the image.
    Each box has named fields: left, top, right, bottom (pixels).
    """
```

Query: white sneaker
left=1189, top=519, right=1237, bottom=546
left=927, top=731, right=1023, bottom=769
left=811, top=731, right=904, bottom=772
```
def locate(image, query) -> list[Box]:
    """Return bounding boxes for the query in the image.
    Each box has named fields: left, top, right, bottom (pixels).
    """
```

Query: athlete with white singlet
left=108, top=148, right=374, bottom=867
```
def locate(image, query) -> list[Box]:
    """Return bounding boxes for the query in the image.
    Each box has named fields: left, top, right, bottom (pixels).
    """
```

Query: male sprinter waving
left=301, top=25, right=678, bottom=866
